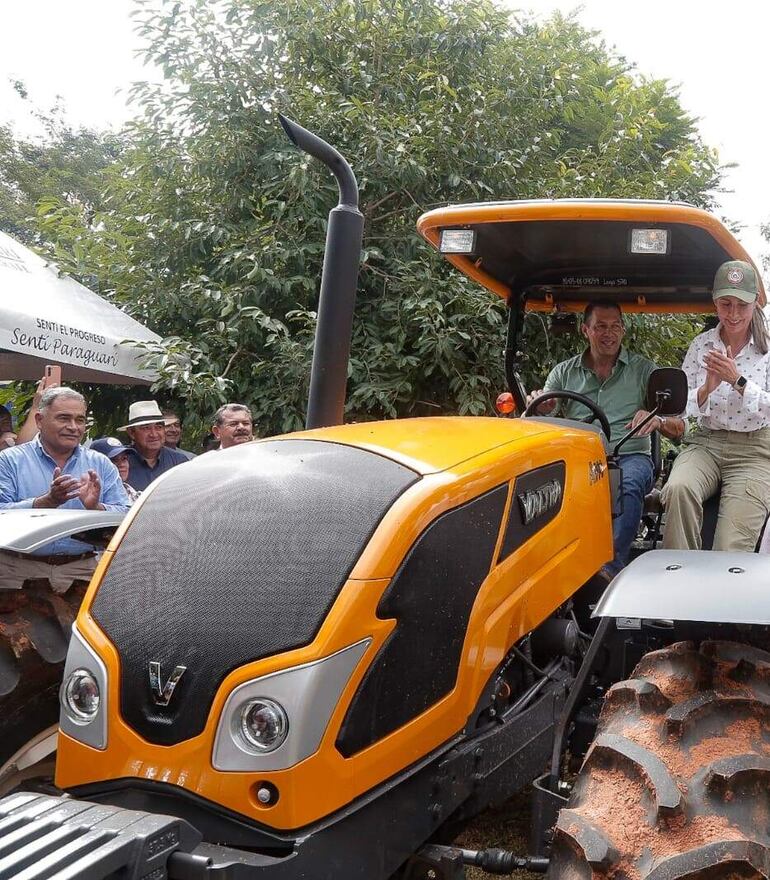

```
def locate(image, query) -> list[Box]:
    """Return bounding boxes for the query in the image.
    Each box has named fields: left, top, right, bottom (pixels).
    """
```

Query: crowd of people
left=0, top=390, right=254, bottom=590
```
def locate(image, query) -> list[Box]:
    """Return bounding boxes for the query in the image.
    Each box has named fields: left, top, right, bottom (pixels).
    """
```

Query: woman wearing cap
left=663, top=259, right=770, bottom=551
left=90, top=438, right=140, bottom=505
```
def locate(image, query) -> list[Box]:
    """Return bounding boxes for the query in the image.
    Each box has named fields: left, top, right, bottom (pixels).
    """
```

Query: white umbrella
left=0, top=231, right=160, bottom=385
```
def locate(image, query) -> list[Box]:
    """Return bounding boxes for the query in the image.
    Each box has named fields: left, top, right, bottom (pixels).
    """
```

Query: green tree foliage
left=762, top=222, right=770, bottom=274
left=0, top=84, right=122, bottom=245
left=32, top=0, right=721, bottom=437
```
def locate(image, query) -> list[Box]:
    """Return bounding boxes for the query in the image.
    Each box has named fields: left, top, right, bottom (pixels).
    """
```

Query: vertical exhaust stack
left=279, top=115, right=364, bottom=430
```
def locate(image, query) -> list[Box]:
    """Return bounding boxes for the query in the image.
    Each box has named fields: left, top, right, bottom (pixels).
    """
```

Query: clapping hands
left=39, top=468, right=102, bottom=510
left=77, top=469, right=102, bottom=509
left=702, top=345, right=740, bottom=397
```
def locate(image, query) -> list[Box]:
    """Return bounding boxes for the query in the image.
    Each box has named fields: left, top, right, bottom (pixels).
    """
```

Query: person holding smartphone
left=15, top=366, right=61, bottom=445
left=663, top=260, right=770, bottom=551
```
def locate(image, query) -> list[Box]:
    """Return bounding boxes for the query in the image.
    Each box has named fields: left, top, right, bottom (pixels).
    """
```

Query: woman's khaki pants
left=662, top=427, right=770, bottom=551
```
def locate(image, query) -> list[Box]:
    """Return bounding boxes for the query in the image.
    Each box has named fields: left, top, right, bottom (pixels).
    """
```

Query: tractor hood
left=83, top=418, right=569, bottom=748
left=89, top=438, right=420, bottom=746
left=296, top=415, right=556, bottom=474
left=417, top=199, right=765, bottom=314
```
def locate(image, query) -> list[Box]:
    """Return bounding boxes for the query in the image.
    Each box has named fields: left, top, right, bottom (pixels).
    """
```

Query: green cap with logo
left=712, top=260, right=759, bottom=304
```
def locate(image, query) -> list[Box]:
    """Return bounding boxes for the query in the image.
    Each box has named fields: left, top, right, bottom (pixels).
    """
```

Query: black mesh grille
left=336, top=484, right=508, bottom=756
left=92, top=439, right=418, bottom=745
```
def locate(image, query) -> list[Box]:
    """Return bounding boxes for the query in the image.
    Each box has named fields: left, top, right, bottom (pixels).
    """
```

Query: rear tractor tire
left=0, top=581, right=85, bottom=795
left=548, top=640, right=770, bottom=880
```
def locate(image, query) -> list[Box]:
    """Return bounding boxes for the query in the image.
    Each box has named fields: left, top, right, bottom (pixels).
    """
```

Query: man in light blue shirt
left=0, top=387, right=129, bottom=591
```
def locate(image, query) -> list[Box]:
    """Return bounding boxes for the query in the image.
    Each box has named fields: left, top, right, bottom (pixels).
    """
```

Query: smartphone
left=45, top=365, right=62, bottom=386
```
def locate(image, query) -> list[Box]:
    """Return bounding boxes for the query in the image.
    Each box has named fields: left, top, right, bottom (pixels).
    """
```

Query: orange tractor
left=0, top=119, right=768, bottom=880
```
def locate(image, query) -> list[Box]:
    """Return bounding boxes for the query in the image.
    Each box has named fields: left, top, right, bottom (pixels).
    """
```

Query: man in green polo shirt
left=528, top=300, right=683, bottom=576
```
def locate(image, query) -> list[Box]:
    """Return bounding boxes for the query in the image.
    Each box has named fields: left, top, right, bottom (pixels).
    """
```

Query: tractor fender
left=592, top=549, right=770, bottom=624
left=0, top=509, right=125, bottom=553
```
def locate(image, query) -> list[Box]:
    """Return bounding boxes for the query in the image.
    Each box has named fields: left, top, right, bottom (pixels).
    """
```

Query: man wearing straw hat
left=121, top=401, right=189, bottom=492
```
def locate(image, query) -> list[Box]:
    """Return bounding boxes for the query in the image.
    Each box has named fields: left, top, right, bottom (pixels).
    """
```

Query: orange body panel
left=57, top=417, right=611, bottom=830
left=416, top=200, right=765, bottom=310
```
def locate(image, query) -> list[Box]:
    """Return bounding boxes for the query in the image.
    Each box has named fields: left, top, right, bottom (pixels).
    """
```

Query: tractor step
left=0, top=791, right=201, bottom=880
left=404, top=843, right=549, bottom=878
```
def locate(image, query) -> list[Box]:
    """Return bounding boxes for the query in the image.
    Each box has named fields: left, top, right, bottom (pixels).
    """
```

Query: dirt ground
left=451, top=792, right=541, bottom=880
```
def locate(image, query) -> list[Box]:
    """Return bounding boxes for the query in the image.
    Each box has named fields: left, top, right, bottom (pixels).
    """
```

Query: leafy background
left=0, top=0, right=732, bottom=445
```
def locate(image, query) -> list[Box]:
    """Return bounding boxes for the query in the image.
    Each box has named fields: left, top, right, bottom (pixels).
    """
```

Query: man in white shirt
left=212, top=404, right=254, bottom=450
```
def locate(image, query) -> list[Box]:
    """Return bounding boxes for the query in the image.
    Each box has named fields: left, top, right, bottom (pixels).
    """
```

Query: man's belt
left=0, top=549, right=97, bottom=566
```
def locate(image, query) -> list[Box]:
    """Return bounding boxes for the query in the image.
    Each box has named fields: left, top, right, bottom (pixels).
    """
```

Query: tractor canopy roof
left=417, top=199, right=766, bottom=313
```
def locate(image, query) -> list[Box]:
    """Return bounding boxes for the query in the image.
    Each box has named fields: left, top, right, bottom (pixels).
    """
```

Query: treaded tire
left=0, top=581, right=85, bottom=787
left=548, top=640, right=770, bottom=879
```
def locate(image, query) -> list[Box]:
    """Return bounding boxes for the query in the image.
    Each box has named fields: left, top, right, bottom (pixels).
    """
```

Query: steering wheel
left=521, top=390, right=612, bottom=441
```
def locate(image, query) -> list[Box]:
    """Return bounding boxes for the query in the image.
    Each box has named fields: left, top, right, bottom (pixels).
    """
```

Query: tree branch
left=364, top=190, right=399, bottom=216
left=221, top=347, right=242, bottom=379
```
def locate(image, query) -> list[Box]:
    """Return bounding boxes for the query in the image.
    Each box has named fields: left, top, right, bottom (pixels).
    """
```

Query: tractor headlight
left=213, top=639, right=370, bottom=771
left=63, top=668, right=100, bottom=724
left=239, top=699, right=289, bottom=753
left=439, top=228, right=477, bottom=254
left=629, top=228, right=669, bottom=255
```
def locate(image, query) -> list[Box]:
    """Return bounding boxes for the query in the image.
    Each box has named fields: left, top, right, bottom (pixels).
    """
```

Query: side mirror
left=613, top=367, right=688, bottom=457
left=646, top=368, right=688, bottom=416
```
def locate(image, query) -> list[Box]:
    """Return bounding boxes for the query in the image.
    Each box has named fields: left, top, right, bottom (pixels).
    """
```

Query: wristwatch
left=734, top=375, right=748, bottom=391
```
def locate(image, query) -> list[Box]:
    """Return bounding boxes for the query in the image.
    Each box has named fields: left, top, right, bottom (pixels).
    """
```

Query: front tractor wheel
left=0, top=582, right=85, bottom=795
left=548, top=640, right=770, bottom=880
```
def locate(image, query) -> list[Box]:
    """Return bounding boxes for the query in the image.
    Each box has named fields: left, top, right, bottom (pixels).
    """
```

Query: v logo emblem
left=149, top=661, right=187, bottom=706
